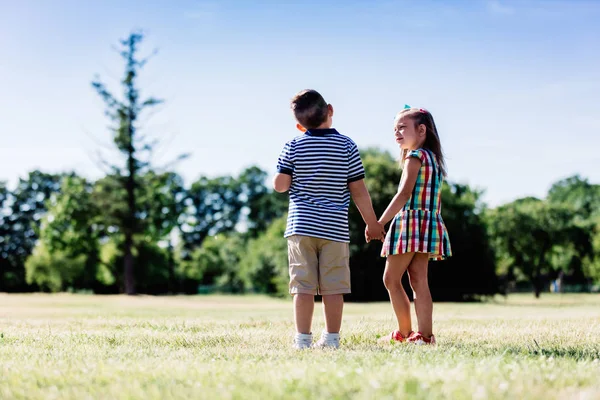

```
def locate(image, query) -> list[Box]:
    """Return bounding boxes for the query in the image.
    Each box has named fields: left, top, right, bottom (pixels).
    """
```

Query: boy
left=273, top=89, right=384, bottom=349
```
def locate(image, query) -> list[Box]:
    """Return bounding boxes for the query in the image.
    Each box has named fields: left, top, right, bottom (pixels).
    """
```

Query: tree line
left=1, top=32, right=599, bottom=299
left=1, top=158, right=598, bottom=299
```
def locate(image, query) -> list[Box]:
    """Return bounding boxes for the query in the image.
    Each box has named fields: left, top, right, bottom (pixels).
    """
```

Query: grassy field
left=1, top=294, right=599, bottom=400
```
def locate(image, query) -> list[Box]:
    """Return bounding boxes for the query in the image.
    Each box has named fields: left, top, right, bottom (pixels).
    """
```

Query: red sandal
left=390, top=330, right=414, bottom=342
left=407, top=332, right=436, bottom=345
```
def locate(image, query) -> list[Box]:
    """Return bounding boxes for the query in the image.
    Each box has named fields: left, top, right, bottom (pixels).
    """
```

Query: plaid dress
left=381, top=148, right=452, bottom=260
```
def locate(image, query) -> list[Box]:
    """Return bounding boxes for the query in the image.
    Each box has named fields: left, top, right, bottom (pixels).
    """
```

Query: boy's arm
left=274, top=140, right=295, bottom=193
left=272, top=173, right=292, bottom=193
left=348, top=179, right=385, bottom=239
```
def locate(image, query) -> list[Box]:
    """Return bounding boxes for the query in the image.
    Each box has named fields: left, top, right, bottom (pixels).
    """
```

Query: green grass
left=1, top=293, right=599, bottom=399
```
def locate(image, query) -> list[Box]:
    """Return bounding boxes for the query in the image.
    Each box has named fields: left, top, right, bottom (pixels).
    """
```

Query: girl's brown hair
left=398, top=107, right=447, bottom=177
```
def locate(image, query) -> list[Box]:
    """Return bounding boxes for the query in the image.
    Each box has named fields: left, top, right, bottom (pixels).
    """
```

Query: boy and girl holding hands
left=273, top=89, right=452, bottom=349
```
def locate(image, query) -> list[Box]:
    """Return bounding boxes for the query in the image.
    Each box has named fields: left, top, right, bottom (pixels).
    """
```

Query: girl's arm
left=349, top=179, right=385, bottom=240
left=378, top=157, right=422, bottom=225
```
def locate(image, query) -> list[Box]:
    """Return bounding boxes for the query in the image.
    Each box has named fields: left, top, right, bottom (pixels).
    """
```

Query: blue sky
left=1, top=0, right=599, bottom=206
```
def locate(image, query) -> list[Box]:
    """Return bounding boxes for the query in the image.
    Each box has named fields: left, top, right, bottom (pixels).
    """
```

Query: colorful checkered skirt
left=381, top=210, right=451, bottom=260
left=381, top=148, right=452, bottom=261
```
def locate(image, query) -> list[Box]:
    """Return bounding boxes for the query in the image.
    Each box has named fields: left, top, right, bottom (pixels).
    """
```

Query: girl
left=370, top=106, right=452, bottom=345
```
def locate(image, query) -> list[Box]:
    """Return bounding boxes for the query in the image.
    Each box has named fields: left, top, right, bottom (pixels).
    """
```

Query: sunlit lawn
left=1, top=293, right=599, bottom=399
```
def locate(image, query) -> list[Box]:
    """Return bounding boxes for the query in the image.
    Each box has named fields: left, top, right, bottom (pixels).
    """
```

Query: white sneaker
left=313, top=331, right=340, bottom=349
left=293, top=333, right=313, bottom=350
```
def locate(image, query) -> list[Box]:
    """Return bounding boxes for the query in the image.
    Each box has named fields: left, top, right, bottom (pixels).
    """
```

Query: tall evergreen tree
left=91, top=32, right=163, bottom=295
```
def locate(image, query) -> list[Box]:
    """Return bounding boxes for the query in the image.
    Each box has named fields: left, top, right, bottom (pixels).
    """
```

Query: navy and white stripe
left=276, top=128, right=365, bottom=243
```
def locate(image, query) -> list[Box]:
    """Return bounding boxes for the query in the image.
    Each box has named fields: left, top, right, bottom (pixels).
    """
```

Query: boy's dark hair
left=290, top=89, right=329, bottom=130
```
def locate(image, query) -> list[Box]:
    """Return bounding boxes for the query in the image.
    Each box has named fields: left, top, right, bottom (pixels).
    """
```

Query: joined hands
left=365, top=222, right=386, bottom=243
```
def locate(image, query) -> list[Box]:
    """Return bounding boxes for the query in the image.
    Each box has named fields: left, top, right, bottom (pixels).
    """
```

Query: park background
left=2, top=2, right=600, bottom=399
left=1, top=0, right=600, bottom=300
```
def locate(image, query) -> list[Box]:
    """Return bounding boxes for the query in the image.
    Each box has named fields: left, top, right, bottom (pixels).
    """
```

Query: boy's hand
left=365, top=222, right=385, bottom=243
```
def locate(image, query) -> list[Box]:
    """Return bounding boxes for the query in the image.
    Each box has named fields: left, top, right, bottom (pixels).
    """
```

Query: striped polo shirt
left=276, top=128, right=365, bottom=243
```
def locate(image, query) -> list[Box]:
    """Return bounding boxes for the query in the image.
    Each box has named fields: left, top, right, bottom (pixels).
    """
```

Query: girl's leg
left=383, top=253, right=415, bottom=337
left=407, top=253, right=433, bottom=337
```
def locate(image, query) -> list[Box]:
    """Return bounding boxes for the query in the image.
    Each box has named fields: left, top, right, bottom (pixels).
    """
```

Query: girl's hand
left=365, top=223, right=385, bottom=242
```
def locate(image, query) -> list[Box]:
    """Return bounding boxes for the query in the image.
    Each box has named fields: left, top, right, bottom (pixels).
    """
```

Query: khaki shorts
left=287, top=235, right=350, bottom=296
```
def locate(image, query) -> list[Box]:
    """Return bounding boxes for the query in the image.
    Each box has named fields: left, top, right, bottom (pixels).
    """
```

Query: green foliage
left=98, top=239, right=120, bottom=287
left=181, top=236, right=224, bottom=284
left=487, top=196, right=594, bottom=296
left=25, top=242, right=86, bottom=292
left=180, top=167, right=287, bottom=258
left=88, top=171, right=186, bottom=292
left=240, top=216, right=289, bottom=296
left=430, top=183, right=498, bottom=300
left=547, top=175, right=600, bottom=220
left=23, top=176, right=101, bottom=292
left=586, top=218, right=600, bottom=284
left=138, top=171, right=186, bottom=242
left=0, top=171, right=63, bottom=291
left=2, top=144, right=600, bottom=298
left=91, top=31, right=176, bottom=295
left=238, top=166, right=288, bottom=237
left=182, top=175, right=243, bottom=252
left=99, top=235, right=172, bottom=293
left=178, top=215, right=288, bottom=296
left=0, top=181, right=11, bottom=288
left=180, top=233, right=246, bottom=293
left=546, top=175, right=600, bottom=286
left=91, top=174, right=128, bottom=234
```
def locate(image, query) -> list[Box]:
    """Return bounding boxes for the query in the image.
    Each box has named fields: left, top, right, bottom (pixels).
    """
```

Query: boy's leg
left=316, top=239, right=350, bottom=348
left=294, top=294, right=314, bottom=334
left=322, top=294, right=343, bottom=333
left=288, top=236, right=319, bottom=348
left=383, top=253, right=414, bottom=337
left=407, top=253, right=432, bottom=338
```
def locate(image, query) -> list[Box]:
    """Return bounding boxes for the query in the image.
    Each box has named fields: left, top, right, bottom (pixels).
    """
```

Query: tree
left=92, top=31, right=164, bottom=295
left=181, top=175, right=243, bottom=253
left=240, top=216, right=288, bottom=295
left=547, top=175, right=600, bottom=221
left=488, top=197, right=592, bottom=297
left=138, top=171, right=186, bottom=243
left=546, top=175, right=599, bottom=287
left=25, top=243, right=86, bottom=292
left=137, top=171, right=186, bottom=292
left=587, top=217, right=600, bottom=285
left=0, top=181, right=11, bottom=290
left=180, top=233, right=246, bottom=293
left=25, top=176, right=101, bottom=292
left=432, top=183, right=498, bottom=300
left=0, top=171, right=63, bottom=291
left=90, top=171, right=186, bottom=293
left=238, top=166, right=287, bottom=237
left=99, top=235, right=171, bottom=294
